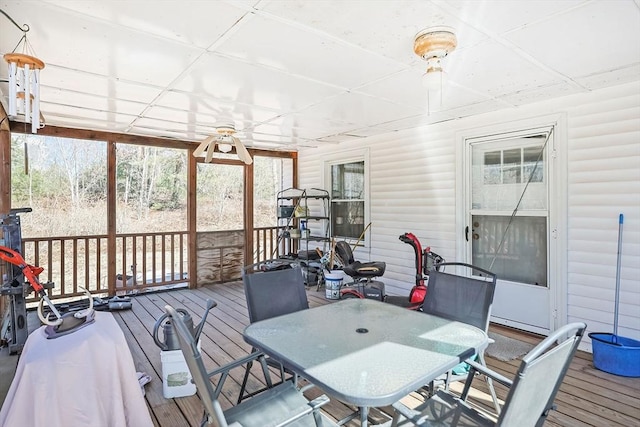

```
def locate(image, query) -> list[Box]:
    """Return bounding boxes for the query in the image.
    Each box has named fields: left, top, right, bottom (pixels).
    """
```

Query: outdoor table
left=243, top=298, right=488, bottom=426
left=0, top=311, right=153, bottom=427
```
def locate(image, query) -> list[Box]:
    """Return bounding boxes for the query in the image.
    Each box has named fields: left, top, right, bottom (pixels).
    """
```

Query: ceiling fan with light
left=193, top=122, right=253, bottom=165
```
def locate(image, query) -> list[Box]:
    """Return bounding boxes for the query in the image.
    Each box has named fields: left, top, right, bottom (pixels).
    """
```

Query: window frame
left=323, top=149, right=370, bottom=246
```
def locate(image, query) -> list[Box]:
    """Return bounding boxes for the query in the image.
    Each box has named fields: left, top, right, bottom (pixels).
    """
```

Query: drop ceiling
left=1, top=0, right=639, bottom=151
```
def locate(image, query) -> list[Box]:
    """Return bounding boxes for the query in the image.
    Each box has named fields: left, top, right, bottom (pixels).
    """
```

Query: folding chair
left=391, top=322, right=587, bottom=427
left=238, top=261, right=310, bottom=403
left=164, top=304, right=338, bottom=427
left=421, top=262, right=500, bottom=413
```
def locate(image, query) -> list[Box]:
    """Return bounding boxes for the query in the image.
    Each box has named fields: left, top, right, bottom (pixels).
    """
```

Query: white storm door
left=466, top=130, right=554, bottom=333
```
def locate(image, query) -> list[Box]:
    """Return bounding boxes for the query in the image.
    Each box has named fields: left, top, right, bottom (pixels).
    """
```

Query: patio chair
left=238, top=261, right=310, bottom=403
left=391, top=322, right=586, bottom=427
left=421, top=262, right=500, bottom=413
left=164, top=304, right=338, bottom=427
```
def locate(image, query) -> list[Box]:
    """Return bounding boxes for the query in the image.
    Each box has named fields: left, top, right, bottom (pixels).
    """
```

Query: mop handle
left=614, top=213, right=623, bottom=337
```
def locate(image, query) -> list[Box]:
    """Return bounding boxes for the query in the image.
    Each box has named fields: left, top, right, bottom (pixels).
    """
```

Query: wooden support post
left=0, top=106, right=11, bottom=319
left=106, top=141, right=116, bottom=296
left=244, top=161, right=254, bottom=266
left=187, top=148, right=197, bottom=289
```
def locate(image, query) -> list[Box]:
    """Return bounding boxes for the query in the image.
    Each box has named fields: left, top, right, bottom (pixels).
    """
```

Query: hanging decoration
left=1, top=9, right=45, bottom=133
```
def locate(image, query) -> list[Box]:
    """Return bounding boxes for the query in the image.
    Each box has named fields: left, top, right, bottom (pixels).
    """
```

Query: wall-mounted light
left=1, top=9, right=45, bottom=133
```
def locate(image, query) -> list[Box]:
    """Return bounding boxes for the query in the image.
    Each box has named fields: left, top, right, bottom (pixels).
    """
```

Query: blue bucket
left=589, top=333, right=640, bottom=377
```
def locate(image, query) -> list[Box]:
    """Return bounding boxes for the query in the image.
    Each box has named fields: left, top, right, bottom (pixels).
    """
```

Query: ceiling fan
left=193, top=122, right=253, bottom=165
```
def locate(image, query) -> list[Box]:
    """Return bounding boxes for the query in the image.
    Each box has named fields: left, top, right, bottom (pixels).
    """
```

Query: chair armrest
left=392, top=401, right=421, bottom=420
left=207, top=351, right=274, bottom=398
left=466, top=359, right=512, bottom=387
left=207, top=351, right=267, bottom=378
left=308, top=394, right=330, bottom=410
left=272, top=394, right=330, bottom=427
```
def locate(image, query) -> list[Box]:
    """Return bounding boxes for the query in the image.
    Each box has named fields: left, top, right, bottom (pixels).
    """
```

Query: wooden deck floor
left=3, top=282, right=640, bottom=426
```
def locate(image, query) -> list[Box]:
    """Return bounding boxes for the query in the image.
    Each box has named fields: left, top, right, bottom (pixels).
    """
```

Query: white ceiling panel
left=2, top=1, right=203, bottom=85
left=261, top=0, right=488, bottom=64
left=297, top=91, right=424, bottom=128
left=446, top=40, right=564, bottom=97
left=505, top=1, right=640, bottom=78
left=40, top=67, right=165, bottom=103
left=141, top=106, right=219, bottom=128
left=172, top=52, right=344, bottom=111
left=42, top=0, right=249, bottom=49
left=130, top=117, right=201, bottom=134
left=215, top=13, right=407, bottom=89
left=40, top=87, right=148, bottom=116
left=497, top=81, right=582, bottom=106
left=373, top=112, right=457, bottom=131
left=39, top=102, right=137, bottom=123
left=0, top=0, right=638, bottom=149
left=441, top=0, right=587, bottom=34
left=251, top=118, right=354, bottom=141
left=355, top=66, right=490, bottom=111
left=575, top=63, right=640, bottom=90
left=153, top=90, right=281, bottom=124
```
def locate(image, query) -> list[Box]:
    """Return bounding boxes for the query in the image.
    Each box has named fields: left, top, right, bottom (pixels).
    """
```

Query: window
left=330, top=161, right=365, bottom=240
left=483, top=145, right=545, bottom=185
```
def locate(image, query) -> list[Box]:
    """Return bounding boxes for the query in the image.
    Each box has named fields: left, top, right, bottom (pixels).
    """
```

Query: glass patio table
left=243, top=298, right=488, bottom=426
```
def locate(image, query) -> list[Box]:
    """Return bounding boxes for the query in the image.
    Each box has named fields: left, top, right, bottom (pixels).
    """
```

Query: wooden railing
left=253, top=226, right=295, bottom=262
left=19, top=227, right=289, bottom=303
left=22, top=231, right=188, bottom=302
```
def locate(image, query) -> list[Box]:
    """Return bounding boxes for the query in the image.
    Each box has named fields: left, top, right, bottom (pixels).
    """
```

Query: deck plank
left=2, top=282, right=639, bottom=427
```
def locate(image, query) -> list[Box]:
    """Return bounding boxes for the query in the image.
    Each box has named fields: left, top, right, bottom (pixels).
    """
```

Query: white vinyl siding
left=297, top=81, right=640, bottom=349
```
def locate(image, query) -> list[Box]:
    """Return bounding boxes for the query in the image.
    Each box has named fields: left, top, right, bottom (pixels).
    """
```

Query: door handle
left=465, top=226, right=469, bottom=242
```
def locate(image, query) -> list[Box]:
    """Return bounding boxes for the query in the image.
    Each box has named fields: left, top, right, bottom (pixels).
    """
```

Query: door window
left=470, top=136, right=548, bottom=287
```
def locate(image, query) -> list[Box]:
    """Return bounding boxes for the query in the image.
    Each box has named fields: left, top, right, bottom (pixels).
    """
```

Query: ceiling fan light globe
left=218, top=142, right=233, bottom=153
left=422, top=69, right=444, bottom=91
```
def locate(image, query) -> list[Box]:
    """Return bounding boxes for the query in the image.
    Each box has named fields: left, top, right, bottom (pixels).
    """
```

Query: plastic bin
left=325, top=271, right=344, bottom=300
left=589, top=333, right=640, bottom=377
left=160, top=341, right=200, bottom=398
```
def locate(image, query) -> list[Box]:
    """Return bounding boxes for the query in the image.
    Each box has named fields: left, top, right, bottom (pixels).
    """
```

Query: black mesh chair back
left=421, top=262, right=499, bottom=412
left=242, top=262, right=309, bottom=323
left=239, top=261, right=309, bottom=403
left=422, top=262, right=497, bottom=332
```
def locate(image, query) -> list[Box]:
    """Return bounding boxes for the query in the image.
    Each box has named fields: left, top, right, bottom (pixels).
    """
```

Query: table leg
left=360, top=406, right=368, bottom=427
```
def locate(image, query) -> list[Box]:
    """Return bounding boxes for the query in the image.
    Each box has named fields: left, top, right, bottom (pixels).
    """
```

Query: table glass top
left=243, top=298, right=487, bottom=406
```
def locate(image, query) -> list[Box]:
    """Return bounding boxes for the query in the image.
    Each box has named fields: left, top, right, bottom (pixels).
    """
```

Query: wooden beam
left=10, top=122, right=195, bottom=149
left=9, top=122, right=298, bottom=160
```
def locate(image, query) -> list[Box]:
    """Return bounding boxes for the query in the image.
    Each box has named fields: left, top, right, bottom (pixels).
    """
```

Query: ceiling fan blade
left=193, top=136, right=215, bottom=157
left=205, top=140, right=216, bottom=163
left=233, top=136, right=253, bottom=165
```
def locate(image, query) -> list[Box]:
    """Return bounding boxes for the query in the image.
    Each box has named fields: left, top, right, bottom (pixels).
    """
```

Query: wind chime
left=1, top=9, right=45, bottom=133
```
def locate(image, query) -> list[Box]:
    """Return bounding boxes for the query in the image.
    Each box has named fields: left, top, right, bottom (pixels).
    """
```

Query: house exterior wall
left=297, top=81, right=640, bottom=347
